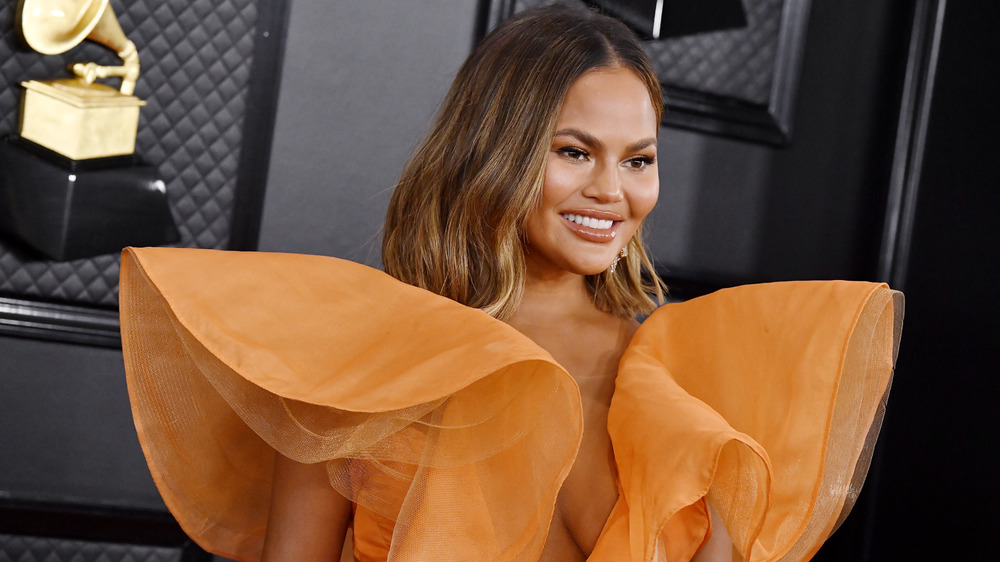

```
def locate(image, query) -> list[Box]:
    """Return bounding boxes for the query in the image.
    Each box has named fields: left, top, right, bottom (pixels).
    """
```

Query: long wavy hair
left=382, top=2, right=666, bottom=320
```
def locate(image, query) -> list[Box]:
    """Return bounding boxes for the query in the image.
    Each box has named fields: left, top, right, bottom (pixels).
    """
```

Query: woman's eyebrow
left=553, top=128, right=601, bottom=149
left=627, top=138, right=657, bottom=152
left=553, top=129, right=657, bottom=153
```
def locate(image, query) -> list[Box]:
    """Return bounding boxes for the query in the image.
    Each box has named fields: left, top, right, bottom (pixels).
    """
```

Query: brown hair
left=382, top=2, right=666, bottom=319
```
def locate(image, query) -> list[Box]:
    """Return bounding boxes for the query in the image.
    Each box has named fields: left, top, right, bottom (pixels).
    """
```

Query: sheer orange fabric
left=597, top=281, right=901, bottom=561
left=119, top=247, right=901, bottom=561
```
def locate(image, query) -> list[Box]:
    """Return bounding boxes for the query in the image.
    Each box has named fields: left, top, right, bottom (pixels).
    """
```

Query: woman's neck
left=511, top=268, right=596, bottom=329
left=506, top=257, right=637, bottom=383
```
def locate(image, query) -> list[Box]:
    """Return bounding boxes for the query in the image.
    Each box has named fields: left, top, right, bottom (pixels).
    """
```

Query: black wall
left=0, top=337, right=159, bottom=508
left=867, top=1, right=1000, bottom=558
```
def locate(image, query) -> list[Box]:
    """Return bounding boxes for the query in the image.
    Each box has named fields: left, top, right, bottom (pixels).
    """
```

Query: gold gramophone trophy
left=0, top=0, right=177, bottom=261
left=17, top=0, right=145, bottom=160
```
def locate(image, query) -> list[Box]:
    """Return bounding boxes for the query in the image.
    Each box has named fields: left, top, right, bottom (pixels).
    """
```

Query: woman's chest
left=542, top=364, right=621, bottom=559
left=511, top=312, right=636, bottom=558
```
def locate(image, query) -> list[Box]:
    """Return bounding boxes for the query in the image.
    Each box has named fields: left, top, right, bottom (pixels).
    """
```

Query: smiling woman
left=382, top=4, right=667, bottom=322
left=527, top=67, right=660, bottom=278
left=118, top=3, right=902, bottom=561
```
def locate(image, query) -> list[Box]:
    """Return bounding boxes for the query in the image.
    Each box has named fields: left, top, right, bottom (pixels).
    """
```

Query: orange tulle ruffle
left=119, top=247, right=901, bottom=561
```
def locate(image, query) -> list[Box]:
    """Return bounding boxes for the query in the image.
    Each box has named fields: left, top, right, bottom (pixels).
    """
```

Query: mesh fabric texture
left=119, top=247, right=901, bottom=561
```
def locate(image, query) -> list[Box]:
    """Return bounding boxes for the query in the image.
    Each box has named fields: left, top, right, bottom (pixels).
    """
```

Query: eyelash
left=626, top=155, right=655, bottom=170
left=556, top=147, right=656, bottom=170
left=558, top=147, right=589, bottom=160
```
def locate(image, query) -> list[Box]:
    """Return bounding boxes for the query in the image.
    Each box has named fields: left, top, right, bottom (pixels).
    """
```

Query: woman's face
left=525, top=66, right=659, bottom=278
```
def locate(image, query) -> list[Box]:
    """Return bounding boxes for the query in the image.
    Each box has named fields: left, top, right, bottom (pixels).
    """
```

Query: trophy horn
left=17, top=0, right=140, bottom=95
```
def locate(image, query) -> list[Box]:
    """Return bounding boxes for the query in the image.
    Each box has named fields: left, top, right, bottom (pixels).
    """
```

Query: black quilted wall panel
left=514, top=0, right=782, bottom=104
left=0, top=533, right=181, bottom=562
left=0, top=0, right=259, bottom=307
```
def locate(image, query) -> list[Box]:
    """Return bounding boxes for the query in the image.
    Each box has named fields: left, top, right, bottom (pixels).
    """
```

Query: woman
left=120, top=3, right=901, bottom=561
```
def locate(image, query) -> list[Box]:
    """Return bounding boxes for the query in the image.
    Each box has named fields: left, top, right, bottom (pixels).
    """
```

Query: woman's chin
left=524, top=250, right=618, bottom=278
left=571, top=260, right=617, bottom=277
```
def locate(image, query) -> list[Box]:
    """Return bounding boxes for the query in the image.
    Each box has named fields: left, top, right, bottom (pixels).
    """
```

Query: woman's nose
left=582, top=162, right=624, bottom=203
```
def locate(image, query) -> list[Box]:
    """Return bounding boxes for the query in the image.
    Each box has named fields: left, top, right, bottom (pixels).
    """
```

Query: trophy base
left=0, top=137, right=179, bottom=261
left=19, top=79, right=145, bottom=160
left=7, top=135, right=138, bottom=172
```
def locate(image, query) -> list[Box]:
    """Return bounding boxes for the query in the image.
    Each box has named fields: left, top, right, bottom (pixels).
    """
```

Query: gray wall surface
left=258, top=0, right=773, bottom=277
left=260, top=0, right=481, bottom=266
left=260, top=1, right=898, bottom=288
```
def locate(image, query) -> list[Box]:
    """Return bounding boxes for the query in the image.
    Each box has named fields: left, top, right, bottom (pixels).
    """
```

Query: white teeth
left=562, top=213, right=614, bottom=230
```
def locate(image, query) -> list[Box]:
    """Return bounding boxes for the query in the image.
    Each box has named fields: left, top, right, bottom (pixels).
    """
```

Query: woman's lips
left=561, top=212, right=621, bottom=242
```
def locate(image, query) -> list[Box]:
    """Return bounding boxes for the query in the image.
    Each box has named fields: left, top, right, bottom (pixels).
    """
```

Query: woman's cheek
left=630, top=176, right=659, bottom=221
left=543, top=161, right=585, bottom=202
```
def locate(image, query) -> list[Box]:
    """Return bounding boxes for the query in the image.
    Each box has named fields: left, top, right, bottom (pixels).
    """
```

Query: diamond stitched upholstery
left=0, top=0, right=259, bottom=307
left=515, top=0, right=782, bottom=104
left=645, top=0, right=780, bottom=103
left=0, top=533, right=182, bottom=562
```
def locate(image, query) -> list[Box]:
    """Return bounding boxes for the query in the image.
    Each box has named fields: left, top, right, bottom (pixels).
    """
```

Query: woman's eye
left=624, top=156, right=655, bottom=170
left=558, top=147, right=588, bottom=161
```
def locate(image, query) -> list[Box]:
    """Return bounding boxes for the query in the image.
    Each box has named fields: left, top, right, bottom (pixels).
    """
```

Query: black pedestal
left=0, top=137, right=179, bottom=261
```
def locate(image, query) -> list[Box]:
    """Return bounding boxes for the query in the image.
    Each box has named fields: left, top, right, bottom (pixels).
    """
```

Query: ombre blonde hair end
left=383, top=3, right=666, bottom=319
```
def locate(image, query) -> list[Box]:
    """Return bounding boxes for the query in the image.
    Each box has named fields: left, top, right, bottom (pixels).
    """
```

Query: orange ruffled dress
left=119, top=247, right=902, bottom=562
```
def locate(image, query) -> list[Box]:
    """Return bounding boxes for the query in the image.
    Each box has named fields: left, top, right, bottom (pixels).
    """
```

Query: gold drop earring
left=609, top=245, right=628, bottom=273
